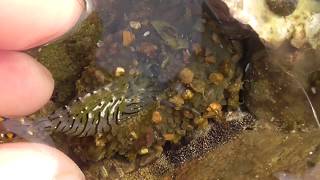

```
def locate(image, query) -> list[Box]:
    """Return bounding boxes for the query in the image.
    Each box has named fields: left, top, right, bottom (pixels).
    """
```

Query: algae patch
left=36, top=13, right=102, bottom=104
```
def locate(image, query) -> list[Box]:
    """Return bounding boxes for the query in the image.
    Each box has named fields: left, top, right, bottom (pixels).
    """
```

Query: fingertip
left=0, top=0, right=85, bottom=50
left=0, top=143, right=85, bottom=180
left=0, top=51, right=54, bottom=116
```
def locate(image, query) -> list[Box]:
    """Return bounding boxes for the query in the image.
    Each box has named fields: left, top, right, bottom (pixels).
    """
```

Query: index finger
left=0, top=0, right=85, bottom=50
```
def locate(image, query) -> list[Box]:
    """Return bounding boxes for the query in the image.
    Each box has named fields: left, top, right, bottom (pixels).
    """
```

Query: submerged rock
left=243, top=37, right=320, bottom=131
left=174, top=122, right=320, bottom=180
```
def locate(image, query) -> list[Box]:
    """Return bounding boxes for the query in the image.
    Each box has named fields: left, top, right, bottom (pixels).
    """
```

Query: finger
left=0, top=143, right=85, bottom=180
left=0, top=51, right=54, bottom=117
left=0, top=0, right=85, bottom=50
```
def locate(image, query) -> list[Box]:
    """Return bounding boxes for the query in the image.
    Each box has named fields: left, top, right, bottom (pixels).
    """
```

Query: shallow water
left=1, top=0, right=320, bottom=179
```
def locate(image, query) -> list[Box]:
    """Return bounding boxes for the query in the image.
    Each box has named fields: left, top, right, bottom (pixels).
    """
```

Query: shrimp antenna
left=286, top=71, right=320, bottom=128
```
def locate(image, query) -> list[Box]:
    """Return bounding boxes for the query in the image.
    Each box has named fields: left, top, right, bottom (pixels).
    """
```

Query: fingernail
left=74, top=0, right=95, bottom=27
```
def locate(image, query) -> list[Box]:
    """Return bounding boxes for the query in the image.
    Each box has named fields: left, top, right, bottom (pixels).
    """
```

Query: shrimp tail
left=1, top=117, right=55, bottom=146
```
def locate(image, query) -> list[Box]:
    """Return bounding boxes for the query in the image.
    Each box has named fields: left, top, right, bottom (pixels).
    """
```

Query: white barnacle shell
left=222, top=0, right=320, bottom=49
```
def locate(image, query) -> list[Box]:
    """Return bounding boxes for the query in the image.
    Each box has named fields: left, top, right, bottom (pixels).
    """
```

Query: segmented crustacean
left=50, top=94, right=146, bottom=137
left=2, top=81, right=157, bottom=140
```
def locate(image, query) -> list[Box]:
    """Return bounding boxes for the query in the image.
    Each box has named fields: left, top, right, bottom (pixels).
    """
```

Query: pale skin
left=0, top=0, right=86, bottom=179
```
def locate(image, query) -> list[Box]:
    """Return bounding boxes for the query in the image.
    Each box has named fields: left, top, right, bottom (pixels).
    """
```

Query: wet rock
left=174, top=122, right=320, bottom=180
left=220, top=0, right=320, bottom=49
left=266, top=0, right=298, bottom=16
left=245, top=47, right=320, bottom=131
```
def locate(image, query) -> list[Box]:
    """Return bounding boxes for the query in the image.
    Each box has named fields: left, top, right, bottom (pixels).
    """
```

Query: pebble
left=209, top=72, right=224, bottom=85
left=212, top=33, right=221, bottom=44
left=192, top=43, right=203, bottom=55
left=96, top=40, right=104, bottom=48
left=139, top=150, right=159, bottom=167
left=143, top=31, right=151, bottom=37
left=122, top=30, right=135, bottom=47
left=5, top=133, right=14, bottom=140
left=190, top=79, right=206, bottom=93
left=194, top=116, right=205, bottom=125
left=163, top=133, right=175, bottom=141
left=183, top=110, right=194, bottom=119
left=152, top=111, right=162, bottom=124
left=181, top=89, right=194, bottom=100
left=179, top=68, right=194, bottom=84
left=115, top=67, right=125, bottom=77
left=139, top=148, right=149, bottom=155
left=207, top=102, right=222, bottom=112
left=130, top=131, right=138, bottom=140
left=138, top=42, right=158, bottom=57
left=205, top=55, right=217, bottom=64
left=129, top=21, right=142, bottom=30
left=169, top=95, right=185, bottom=108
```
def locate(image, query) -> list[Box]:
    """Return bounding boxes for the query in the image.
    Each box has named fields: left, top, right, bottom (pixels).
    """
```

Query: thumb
left=0, top=143, right=84, bottom=180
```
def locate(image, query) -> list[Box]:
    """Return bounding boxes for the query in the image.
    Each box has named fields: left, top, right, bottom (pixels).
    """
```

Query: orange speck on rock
left=152, top=111, right=162, bottom=124
left=163, top=133, right=175, bottom=141
left=122, top=30, right=135, bottom=47
left=207, top=102, right=222, bottom=112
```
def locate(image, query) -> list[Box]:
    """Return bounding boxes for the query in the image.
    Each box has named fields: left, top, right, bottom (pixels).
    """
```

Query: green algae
left=151, top=20, right=189, bottom=50
left=36, top=13, right=102, bottom=104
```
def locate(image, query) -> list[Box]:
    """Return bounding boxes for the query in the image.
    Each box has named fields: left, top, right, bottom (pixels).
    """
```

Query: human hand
left=0, top=0, right=86, bottom=179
